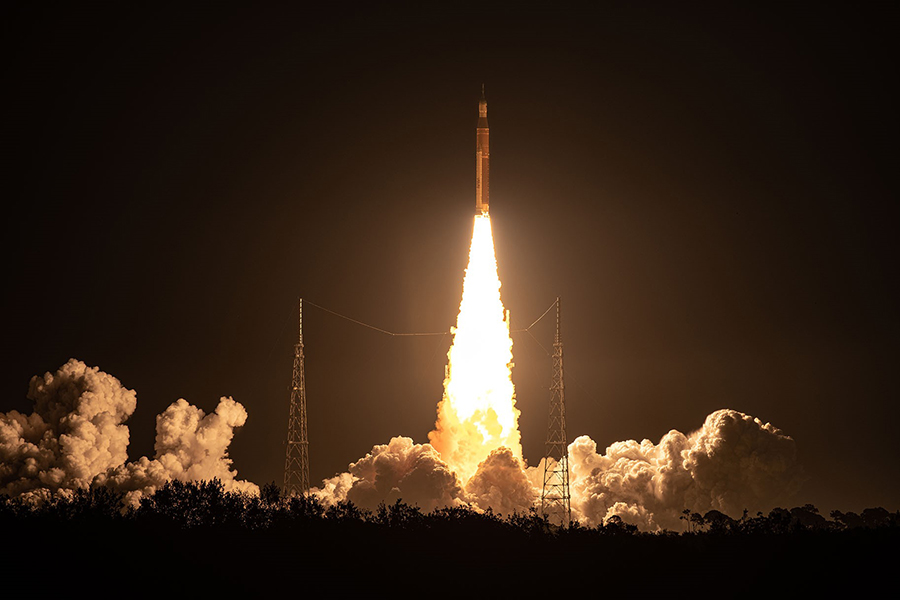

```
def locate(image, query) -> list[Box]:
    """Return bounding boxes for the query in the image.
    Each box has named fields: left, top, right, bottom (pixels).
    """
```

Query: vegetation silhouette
left=2, top=481, right=896, bottom=594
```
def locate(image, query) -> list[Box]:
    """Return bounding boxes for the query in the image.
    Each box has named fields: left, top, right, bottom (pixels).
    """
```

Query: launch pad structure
left=283, top=298, right=310, bottom=497
left=541, top=298, right=572, bottom=527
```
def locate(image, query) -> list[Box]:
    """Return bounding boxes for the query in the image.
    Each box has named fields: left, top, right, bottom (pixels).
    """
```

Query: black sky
left=3, top=4, right=898, bottom=512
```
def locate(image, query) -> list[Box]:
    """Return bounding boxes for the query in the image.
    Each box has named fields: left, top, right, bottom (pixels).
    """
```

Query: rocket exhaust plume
left=313, top=213, right=528, bottom=513
left=427, top=86, right=521, bottom=483
left=428, top=214, right=521, bottom=483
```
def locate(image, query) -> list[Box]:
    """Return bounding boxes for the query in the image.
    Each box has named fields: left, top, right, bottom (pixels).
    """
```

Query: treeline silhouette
left=2, top=480, right=896, bottom=594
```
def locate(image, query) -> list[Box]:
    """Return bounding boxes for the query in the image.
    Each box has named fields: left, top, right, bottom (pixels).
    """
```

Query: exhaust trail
left=428, top=214, right=521, bottom=484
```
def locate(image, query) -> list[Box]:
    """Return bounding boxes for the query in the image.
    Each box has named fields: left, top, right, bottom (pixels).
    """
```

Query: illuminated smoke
left=568, top=409, right=803, bottom=530
left=312, top=437, right=465, bottom=512
left=465, top=447, right=536, bottom=515
left=1, top=359, right=135, bottom=500
left=428, top=214, right=522, bottom=483
left=310, top=438, right=536, bottom=516
left=313, top=407, right=801, bottom=527
left=0, top=359, right=256, bottom=503
left=98, top=396, right=258, bottom=504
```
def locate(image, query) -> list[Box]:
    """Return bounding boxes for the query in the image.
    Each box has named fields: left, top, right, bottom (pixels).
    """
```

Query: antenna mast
left=284, top=298, right=310, bottom=497
left=541, top=297, right=571, bottom=526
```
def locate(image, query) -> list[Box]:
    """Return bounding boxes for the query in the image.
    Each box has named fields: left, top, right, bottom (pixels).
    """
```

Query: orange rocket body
left=476, top=87, right=489, bottom=215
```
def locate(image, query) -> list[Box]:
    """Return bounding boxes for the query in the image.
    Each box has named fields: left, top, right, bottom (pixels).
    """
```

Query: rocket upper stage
left=475, top=85, right=489, bottom=215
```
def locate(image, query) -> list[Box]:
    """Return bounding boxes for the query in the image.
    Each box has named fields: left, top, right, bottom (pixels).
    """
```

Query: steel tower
left=541, top=297, right=571, bottom=526
left=283, top=298, right=310, bottom=497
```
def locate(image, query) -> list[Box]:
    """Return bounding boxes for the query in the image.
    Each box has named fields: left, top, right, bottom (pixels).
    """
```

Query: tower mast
left=541, top=297, right=571, bottom=526
left=284, top=298, right=310, bottom=497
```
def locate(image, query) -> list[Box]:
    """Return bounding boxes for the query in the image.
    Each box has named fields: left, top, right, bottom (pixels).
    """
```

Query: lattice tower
left=283, top=298, right=310, bottom=497
left=541, top=297, right=571, bottom=526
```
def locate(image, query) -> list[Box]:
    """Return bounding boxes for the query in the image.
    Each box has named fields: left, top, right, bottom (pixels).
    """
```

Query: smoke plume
left=465, top=446, right=537, bottom=515
left=98, top=396, right=258, bottom=504
left=3, top=362, right=802, bottom=528
left=568, top=409, right=803, bottom=530
left=312, top=437, right=465, bottom=512
left=315, top=408, right=801, bottom=529
left=312, top=438, right=539, bottom=516
left=1, top=359, right=256, bottom=503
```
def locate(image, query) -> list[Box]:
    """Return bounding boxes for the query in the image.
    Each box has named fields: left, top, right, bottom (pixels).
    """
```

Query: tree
left=690, top=512, right=706, bottom=532
left=681, top=508, right=692, bottom=533
left=260, top=481, right=281, bottom=506
left=325, top=500, right=369, bottom=523
left=703, top=510, right=735, bottom=534
left=602, top=515, right=637, bottom=536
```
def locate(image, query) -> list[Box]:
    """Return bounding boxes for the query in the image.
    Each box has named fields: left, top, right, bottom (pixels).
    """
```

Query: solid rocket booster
left=475, top=85, right=489, bottom=215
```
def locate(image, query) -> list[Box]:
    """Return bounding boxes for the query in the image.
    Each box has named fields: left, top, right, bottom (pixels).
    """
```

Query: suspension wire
left=566, top=367, right=602, bottom=411
left=428, top=332, right=450, bottom=363
left=303, top=297, right=558, bottom=339
left=526, top=329, right=552, bottom=357
left=304, top=300, right=447, bottom=336
left=512, top=299, right=557, bottom=333
left=303, top=296, right=607, bottom=427
left=304, top=296, right=608, bottom=408
left=512, top=298, right=605, bottom=420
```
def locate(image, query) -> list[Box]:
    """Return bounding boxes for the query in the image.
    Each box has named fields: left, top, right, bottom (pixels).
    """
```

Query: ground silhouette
left=2, top=481, right=896, bottom=595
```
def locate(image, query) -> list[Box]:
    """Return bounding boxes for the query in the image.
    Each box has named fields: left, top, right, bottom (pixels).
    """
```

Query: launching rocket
left=475, top=85, right=489, bottom=215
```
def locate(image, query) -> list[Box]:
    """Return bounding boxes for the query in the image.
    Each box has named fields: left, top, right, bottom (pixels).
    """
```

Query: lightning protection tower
left=283, top=298, right=310, bottom=497
left=541, top=297, right=571, bottom=527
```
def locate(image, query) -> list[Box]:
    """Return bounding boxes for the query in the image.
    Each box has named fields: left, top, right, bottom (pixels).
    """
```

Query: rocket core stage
left=475, top=86, right=490, bottom=215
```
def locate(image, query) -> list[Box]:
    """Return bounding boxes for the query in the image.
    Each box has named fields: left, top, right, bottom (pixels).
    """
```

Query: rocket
left=475, top=85, right=489, bottom=215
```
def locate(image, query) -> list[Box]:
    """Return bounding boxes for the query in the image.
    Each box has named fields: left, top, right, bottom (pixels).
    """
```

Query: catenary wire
left=303, top=298, right=558, bottom=337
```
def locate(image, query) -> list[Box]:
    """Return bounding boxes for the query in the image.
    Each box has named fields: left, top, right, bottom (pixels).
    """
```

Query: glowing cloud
left=568, top=409, right=803, bottom=530
left=311, top=436, right=465, bottom=512
left=0, top=359, right=256, bottom=504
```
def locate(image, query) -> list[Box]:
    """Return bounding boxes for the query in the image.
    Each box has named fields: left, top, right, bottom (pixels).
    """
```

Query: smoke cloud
left=312, top=439, right=538, bottom=516
left=465, top=447, right=536, bottom=515
left=1, top=359, right=256, bottom=503
left=569, top=409, right=803, bottom=530
left=3, top=361, right=801, bottom=528
left=1, top=359, right=136, bottom=499
left=312, top=437, right=465, bottom=512
left=315, top=409, right=801, bottom=529
left=98, top=396, right=258, bottom=504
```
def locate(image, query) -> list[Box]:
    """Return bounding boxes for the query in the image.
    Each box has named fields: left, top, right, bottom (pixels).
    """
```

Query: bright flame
left=429, top=214, right=522, bottom=483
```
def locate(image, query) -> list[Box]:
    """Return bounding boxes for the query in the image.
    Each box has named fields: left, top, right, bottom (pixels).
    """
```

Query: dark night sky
left=4, top=4, right=898, bottom=512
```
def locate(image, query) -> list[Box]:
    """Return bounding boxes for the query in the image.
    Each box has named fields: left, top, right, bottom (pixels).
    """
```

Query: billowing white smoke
left=0, top=359, right=256, bottom=503
left=569, top=409, right=803, bottom=530
left=313, top=437, right=466, bottom=512
left=98, top=397, right=258, bottom=504
left=2, top=361, right=801, bottom=527
left=1, top=359, right=136, bottom=499
left=465, top=447, right=537, bottom=515
left=314, top=408, right=801, bottom=529
left=312, top=438, right=536, bottom=515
